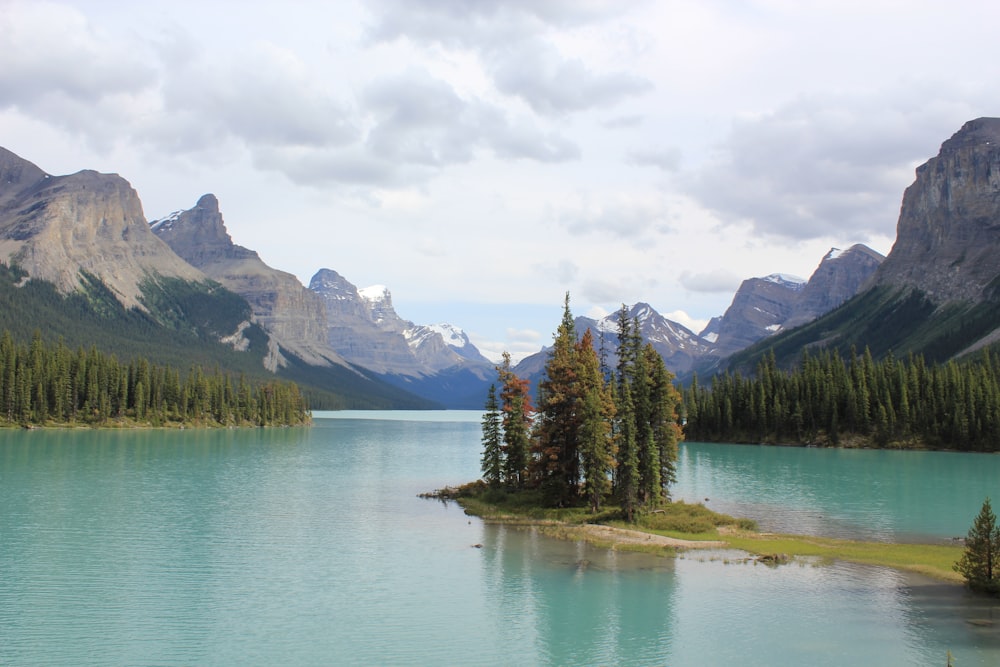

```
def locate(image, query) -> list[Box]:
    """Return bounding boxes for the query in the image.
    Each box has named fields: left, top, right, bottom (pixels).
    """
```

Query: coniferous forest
left=0, top=330, right=310, bottom=427
left=684, top=347, right=1000, bottom=451
left=481, top=296, right=684, bottom=520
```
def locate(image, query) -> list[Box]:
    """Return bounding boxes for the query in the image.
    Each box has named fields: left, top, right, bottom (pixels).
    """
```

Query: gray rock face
left=709, top=245, right=884, bottom=356
left=0, top=147, right=206, bottom=308
left=783, top=244, right=885, bottom=329
left=151, top=195, right=344, bottom=369
left=309, top=269, right=492, bottom=378
left=711, top=274, right=806, bottom=356
left=875, top=117, right=1000, bottom=303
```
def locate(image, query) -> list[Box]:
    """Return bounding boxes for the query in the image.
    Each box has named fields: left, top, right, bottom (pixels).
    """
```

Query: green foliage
left=955, top=497, right=1000, bottom=594
left=480, top=294, right=684, bottom=521
left=726, top=285, right=1000, bottom=376
left=481, top=384, right=503, bottom=488
left=685, top=346, right=1000, bottom=451
left=0, top=329, right=309, bottom=427
left=0, top=262, right=430, bottom=410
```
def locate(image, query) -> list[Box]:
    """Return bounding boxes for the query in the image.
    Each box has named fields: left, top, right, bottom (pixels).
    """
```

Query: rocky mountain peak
left=0, top=148, right=205, bottom=308
left=150, top=193, right=256, bottom=264
left=0, top=147, right=47, bottom=206
left=874, top=117, right=1000, bottom=303
left=152, top=195, right=341, bottom=369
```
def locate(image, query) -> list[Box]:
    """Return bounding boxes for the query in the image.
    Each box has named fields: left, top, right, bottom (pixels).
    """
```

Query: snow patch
left=702, top=332, right=719, bottom=343
left=150, top=210, right=183, bottom=231
left=763, top=273, right=806, bottom=287
left=359, top=284, right=390, bottom=303
left=824, top=247, right=847, bottom=261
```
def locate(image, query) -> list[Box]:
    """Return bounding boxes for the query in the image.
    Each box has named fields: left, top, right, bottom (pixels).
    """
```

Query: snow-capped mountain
left=310, top=269, right=494, bottom=407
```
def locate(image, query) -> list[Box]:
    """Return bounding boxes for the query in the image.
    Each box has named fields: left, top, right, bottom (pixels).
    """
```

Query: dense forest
left=0, top=330, right=310, bottom=427
left=481, top=297, right=684, bottom=520
left=684, top=347, right=1000, bottom=451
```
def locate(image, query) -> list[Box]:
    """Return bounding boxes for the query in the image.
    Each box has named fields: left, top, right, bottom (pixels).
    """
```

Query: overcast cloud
left=2, top=0, right=999, bottom=361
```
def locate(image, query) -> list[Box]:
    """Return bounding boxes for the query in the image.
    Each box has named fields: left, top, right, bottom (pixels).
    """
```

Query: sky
left=2, top=1, right=1000, bottom=362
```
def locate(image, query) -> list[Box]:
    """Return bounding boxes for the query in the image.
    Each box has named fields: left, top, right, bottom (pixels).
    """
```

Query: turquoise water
left=0, top=412, right=998, bottom=665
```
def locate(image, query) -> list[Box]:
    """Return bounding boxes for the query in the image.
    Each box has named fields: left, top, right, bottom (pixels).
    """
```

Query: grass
left=440, top=481, right=966, bottom=584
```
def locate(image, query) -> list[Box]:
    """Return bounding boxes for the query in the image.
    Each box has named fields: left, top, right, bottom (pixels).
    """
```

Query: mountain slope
left=725, top=118, right=1000, bottom=373
left=0, top=147, right=206, bottom=307
left=310, top=269, right=495, bottom=407
left=151, top=195, right=345, bottom=371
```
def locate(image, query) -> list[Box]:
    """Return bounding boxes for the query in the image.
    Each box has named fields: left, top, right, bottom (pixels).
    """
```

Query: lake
left=2, top=411, right=999, bottom=665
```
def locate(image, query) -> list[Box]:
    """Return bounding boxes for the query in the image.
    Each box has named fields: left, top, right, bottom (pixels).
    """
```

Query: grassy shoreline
left=442, top=484, right=965, bottom=584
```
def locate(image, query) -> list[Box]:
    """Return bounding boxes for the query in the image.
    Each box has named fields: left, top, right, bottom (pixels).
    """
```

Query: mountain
left=699, top=245, right=883, bottom=366
left=151, top=195, right=345, bottom=371
left=0, top=147, right=205, bottom=307
left=0, top=146, right=434, bottom=409
left=782, top=244, right=885, bottom=329
left=725, top=117, right=1000, bottom=373
left=708, top=273, right=806, bottom=357
left=514, top=303, right=712, bottom=388
left=310, top=269, right=495, bottom=407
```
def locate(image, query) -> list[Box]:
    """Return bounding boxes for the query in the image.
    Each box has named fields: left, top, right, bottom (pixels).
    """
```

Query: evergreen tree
left=576, top=329, right=615, bottom=513
left=497, top=352, right=533, bottom=489
left=955, top=497, right=1000, bottom=594
left=533, top=293, right=583, bottom=505
left=480, top=384, right=504, bottom=489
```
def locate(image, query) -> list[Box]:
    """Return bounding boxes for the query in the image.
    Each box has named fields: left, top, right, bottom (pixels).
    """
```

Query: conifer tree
left=955, top=497, right=1000, bottom=594
left=481, top=383, right=504, bottom=488
left=497, top=352, right=533, bottom=489
left=533, top=293, right=583, bottom=505
left=576, top=329, right=615, bottom=513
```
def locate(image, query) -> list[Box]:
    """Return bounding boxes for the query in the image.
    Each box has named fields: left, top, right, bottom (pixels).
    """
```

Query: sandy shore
left=569, top=523, right=726, bottom=549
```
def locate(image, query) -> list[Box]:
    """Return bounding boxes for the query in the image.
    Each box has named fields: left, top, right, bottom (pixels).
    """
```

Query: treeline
left=0, top=330, right=310, bottom=427
left=684, top=347, right=1000, bottom=451
left=481, top=297, right=683, bottom=520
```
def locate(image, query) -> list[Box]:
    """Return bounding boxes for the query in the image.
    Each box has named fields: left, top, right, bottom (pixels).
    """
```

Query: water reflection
left=479, top=524, right=678, bottom=665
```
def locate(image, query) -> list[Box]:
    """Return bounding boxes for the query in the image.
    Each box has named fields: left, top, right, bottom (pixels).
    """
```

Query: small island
left=432, top=295, right=999, bottom=589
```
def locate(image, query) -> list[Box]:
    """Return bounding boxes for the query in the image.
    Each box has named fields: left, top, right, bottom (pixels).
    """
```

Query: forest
left=0, top=330, right=310, bottom=428
left=480, top=297, right=684, bottom=520
left=684, top=347, right=1000, bottom=451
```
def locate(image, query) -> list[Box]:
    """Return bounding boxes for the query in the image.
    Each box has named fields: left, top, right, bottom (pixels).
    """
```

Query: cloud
left=687, top=90, right=981, bottom=242
left=362, top=70, right=580, bottom=166
left=679, top=269, right=742, bottom=293
left=491, top=39, right=652, bottom=115
left=627, top=146, right=681, bottom=171
left=365, top=0, right=650, bottom=116
left=0, top=2, right=155, bottom=146
left=558, top=196, right=673, bottom=240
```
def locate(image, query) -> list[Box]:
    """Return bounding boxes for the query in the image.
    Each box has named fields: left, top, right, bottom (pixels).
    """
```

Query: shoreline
left=451, top=494, right=966, bottom=585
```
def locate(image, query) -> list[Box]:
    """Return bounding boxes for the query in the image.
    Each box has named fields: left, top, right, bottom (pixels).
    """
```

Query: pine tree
left=533, top=293, right=583, bottom=505
left=497, top=352, right=533, bottom=489
left=576, top=329, right=615, bottom=513
left=480, top=384, right=504, bottom=489
left=955, top=497, right=1000, bottom=594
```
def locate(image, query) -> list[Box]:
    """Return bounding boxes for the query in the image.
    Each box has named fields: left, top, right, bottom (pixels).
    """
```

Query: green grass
left=445, top=482, right=965, bottom=583
left=720, top=531, right=964, bottom=582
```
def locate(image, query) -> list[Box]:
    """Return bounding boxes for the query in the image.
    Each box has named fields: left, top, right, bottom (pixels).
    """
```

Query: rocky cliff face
left=875, top=117, right=1000, bottom=303
left=710, top=274, right=805, bottom=356
left=782, top=244, right=885, bottom=329
left=707, top=245, right=884, bottom=357
left=310, top=269, right=492, bottom=376
left=152, top=195, right=344, bottom=369
left=0, top=147, right=205, bottom=307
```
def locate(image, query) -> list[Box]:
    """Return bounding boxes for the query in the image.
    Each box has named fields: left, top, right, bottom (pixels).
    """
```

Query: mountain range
left=1, top=117, right=999, bottom=407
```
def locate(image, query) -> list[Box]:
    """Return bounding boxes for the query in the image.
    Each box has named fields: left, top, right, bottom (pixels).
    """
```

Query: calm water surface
left=2, top=411, right=999, bottom=665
